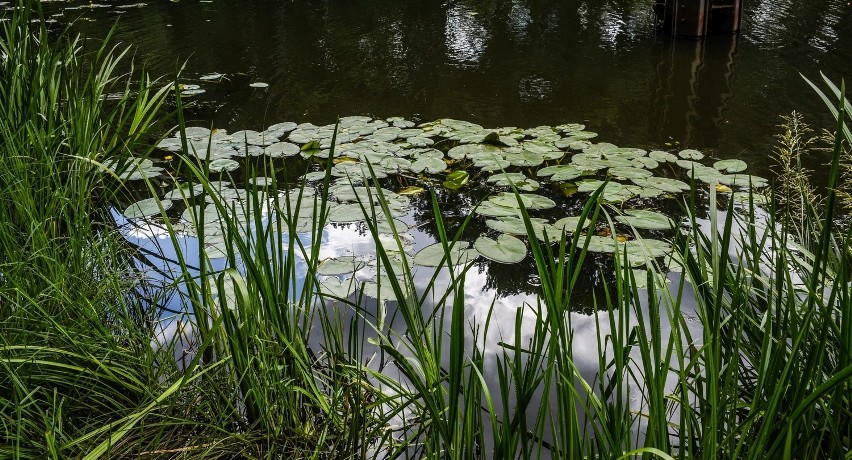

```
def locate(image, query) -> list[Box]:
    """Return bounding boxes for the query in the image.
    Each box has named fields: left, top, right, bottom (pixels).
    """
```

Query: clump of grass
left=0, top=3, right=192, bottom=458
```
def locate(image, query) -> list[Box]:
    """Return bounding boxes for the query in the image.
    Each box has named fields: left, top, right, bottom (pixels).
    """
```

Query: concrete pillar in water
left=653, top=0, right=743, bottom=38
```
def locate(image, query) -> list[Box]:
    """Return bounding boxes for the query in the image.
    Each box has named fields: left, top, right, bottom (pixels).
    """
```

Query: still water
left=28, top=0, right=851, bottom=451
left=51, top=0, right=852, bottom=178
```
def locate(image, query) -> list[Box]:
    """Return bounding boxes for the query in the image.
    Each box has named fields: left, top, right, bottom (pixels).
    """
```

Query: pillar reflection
left=648, top=34, right=738, bottom=149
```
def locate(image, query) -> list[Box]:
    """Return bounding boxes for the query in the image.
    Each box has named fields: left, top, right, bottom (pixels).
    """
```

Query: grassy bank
left=2, top=5, right=852, bottom=459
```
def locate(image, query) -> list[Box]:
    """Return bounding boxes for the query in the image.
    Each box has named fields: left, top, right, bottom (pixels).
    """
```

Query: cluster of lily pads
left=120, top=115, right=767, bottom=299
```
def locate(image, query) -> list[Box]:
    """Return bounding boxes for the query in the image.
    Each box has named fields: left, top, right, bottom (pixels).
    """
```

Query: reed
left=2, top=2, right=851, bottom=458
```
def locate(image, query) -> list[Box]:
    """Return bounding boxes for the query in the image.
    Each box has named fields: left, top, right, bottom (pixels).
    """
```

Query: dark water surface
left=30, top=1, right=847, bottom=447
left=54, top=0, right=852, bottom=177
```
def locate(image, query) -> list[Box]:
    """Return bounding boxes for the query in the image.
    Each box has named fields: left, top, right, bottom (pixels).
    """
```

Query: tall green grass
left=2, top=2, right=851, bottom=458
left=0, top=3, right=177, bottom=458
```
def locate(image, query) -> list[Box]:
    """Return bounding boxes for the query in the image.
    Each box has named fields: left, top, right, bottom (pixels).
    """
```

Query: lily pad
left=631, top=177, right=690, bottom=193
left=579, top=235, right=618, bottom=253
left=732, top=191, right=770, bottom=205
left=649, top=150, right=678, bottom=163
left=318, top=277, right=357, bottom=299
left=407, top=136, right=434, bottom=147
left=209, top=158, right=240, bottom=173
left=474, top=201, right=522, bottom=218
left=485, top=216, right=550, bottom=236
left=442, top=170, right=470, bottom=190
left=264, top=142, right=300, bottom=158
left=571, top=152, right=633, bottom=170
left=248, top=176, right=274, bottom=187
left=362, top=276, right=401, bottom=301
left=551, top=216, right=591, bottom=233
left=413, top=242, right=479, bottom=267
left=505, top=150, right=545, bottom=167
left=577, top=180, right=638, bottom=202
left=678, top=149, right=704, bottom=160
left=163, top=183, right=199, bottom=200
left=199, top=73, right=224, bottom=81
left=713, top=159, right=748, bottom=173
left=630, top=269, right=671, bottom=290
left=616, top=209, right=675, bottom=230
left=631, top=157, right=660, bottom=169
left=608, top=167, right=653, bottom=180
left=537, top=164, right=586, bottom=182
left=718, top=174, right=768, bottom=188
left=317, top=256, right=367, bottom=276
left=487, top=172, right=540, bottom=191
left=448, top=143, right=503, bottom=160
left=410, top=157, right=446, bottom=174
left=474, top=234, right=527, bottom=264
left=621, top=238, right=672, bottom=262
left=473, top=157, right=512, bottom=172
left=124, top=198, right=171, bottom=219
left=490, top=192, right=556, bottom=210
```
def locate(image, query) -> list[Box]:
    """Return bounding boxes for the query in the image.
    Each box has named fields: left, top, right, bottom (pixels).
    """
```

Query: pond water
left=22, top=0, right=850, bottom=452
left=46, top=0, right=852, bottom=180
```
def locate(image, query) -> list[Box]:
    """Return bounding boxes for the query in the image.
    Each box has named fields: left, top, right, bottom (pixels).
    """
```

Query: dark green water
left=49, top=0, right=852, bottom=178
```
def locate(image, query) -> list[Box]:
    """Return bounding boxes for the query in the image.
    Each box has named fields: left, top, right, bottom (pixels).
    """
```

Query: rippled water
left=43, top=0, right=852, bottom=178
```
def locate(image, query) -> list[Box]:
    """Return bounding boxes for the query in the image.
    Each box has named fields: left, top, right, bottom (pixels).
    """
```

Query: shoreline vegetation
left=3, top=4, right=852, bottom=459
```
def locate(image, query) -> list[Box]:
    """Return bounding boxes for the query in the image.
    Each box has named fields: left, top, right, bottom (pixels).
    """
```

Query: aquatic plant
left=3, top=2, right=852, bottom=459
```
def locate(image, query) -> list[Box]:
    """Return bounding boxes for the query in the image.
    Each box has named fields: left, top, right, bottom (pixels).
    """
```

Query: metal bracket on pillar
left=654, top=0, right=743, bottom=39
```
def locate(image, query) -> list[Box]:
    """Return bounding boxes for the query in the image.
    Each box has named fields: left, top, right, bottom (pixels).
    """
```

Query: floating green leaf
left=209, top=158, right=240, bottom=173
left=719, top=174, right=769, bottom=188
left=318, top=277, right=357, bottom=299
left=265, top=142, right=300, bottom=158
left=678, top=149, right=704, bottom=160
left=608, top=167, right=653, bottom=180
left=551, top=216, right=590, bottom=233
left=649, top=150, right=678, bottom=163
left=124, top=198, right=172, bottom=219
left=713, top=159, right=748, bottom=173
left=485, top=216, right=549, bottom=236
left=616, top=209, right=675, bottom=230
left=317, top=256, right=366, bottom=276
left=442, top=170, right=470, bottom=190
left=474, top=234, right=527, bottom=264
left=410, top=156, right=446, bottom=174
left=490, top=192, right=556, bottom=210
left=413, top=242, right=479, bottom=267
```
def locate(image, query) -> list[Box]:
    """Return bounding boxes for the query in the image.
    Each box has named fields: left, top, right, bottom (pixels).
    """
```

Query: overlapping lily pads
left=136, top=114, right=770, bottom=298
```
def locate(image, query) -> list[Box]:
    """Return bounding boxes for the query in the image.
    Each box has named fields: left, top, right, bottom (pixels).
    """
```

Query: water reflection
left=116, top=196, right=699, bottom=453
left=38, top=0, right=852, bottom=177
left=648, top=34, right=738, bottom=148
left=445, top=3, right=489, bottom=65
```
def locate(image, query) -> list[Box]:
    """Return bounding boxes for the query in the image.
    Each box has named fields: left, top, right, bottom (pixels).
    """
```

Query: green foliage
left=2, top=2, right=852, bottom=458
